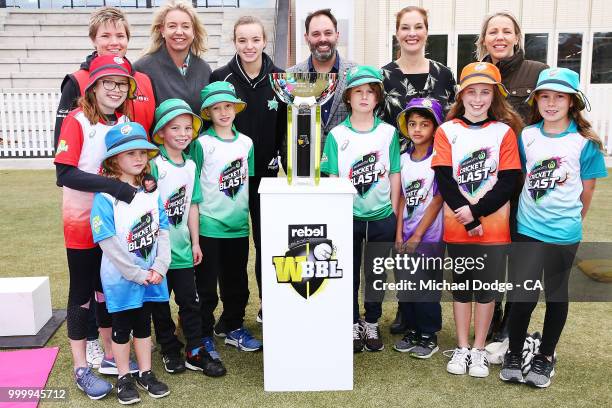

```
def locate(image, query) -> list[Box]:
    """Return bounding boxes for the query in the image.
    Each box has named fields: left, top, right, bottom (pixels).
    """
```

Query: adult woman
left=477, top=12, right=547, bottom=122
left=477, top=12, right=547, bottom=342
left=52, top=6, right=156, bottom=372
left=382, top=6, right=456, bottom=129
left=209, top=16, right=285, bottom=324
left=54, top=7, right=156, bottom=146
left=381, top=6, right=456, bottom=335
left=134, top=0, right=212, bottom=113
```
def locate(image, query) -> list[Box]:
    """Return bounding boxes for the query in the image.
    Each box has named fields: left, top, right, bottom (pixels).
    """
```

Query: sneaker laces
left=471, top=349, right=487, bottom=366
left=530, top=354, right=551, bottom=374
left=353, top=323, right=362, bottom=340
left=79, top=368, right=100, bottom=389
left=505, top=352, right=523, bottom=368
left=363, top=322, right=379, bottom=339
left=233, top=328, right=254, bottom=342
left=447, top=347, right=470, bottom=364
left=202, top=338, right=221, bottom=360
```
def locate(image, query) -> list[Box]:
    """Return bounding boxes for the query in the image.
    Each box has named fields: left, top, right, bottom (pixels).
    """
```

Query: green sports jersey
left=151, top=146, right=202, bottom=269
left=191, top=126, right=255, bottom=238
left=321, top=116, right=400, bottom=221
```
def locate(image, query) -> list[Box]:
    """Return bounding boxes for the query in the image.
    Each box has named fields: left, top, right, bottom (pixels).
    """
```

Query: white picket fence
left=0, top=88, right=611, bottom=158
left=0, top=90, right=60, bottom=158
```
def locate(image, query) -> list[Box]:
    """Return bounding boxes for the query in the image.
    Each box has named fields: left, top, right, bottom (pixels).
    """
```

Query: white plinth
left=0, top=277, right=52, bottom=336
left=259, top=177, right=355, bottom=392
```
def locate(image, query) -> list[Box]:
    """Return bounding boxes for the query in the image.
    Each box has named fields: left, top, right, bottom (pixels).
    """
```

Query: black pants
left=151, top=268, right=202, bottom=355
left=447, top=243, right=507, bottom=304
left=507, top=233, right=578, bottom=356
left=66, top=247, right=111, bottom=340
left=353, top=214, right=396, bottom=324
left=111, top=303, right=153, bottom=344
left=249, top=171, right=277, bottom=300
left=195, top=236, right=250, bottom=337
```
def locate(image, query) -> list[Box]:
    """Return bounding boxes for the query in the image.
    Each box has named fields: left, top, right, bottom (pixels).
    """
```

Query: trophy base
left=287, top=175, right=321, bottom=186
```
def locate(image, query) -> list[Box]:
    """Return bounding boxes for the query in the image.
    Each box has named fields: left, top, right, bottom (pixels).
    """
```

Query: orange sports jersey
left=431, top=119, right=521, bottom=244
left=54, top=108, right=128, bottom=249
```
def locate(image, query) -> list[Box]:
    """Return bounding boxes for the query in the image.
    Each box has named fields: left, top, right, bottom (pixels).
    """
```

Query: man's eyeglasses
left=101, top=79, right=130, bottom=93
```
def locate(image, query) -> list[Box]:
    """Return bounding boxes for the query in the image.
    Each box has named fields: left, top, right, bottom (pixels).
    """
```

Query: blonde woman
left=135, top=0, right=212, bottom=113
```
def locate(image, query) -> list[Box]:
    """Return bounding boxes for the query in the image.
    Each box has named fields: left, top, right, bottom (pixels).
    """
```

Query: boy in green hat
left=149, top=98, right=227, bottom=378
left=321, top=65, right=401, bottom=354
left=190, top=81, right=263, bottom=358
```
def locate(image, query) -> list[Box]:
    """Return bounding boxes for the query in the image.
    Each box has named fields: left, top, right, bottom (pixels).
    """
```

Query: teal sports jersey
left=151, top=146, right=202, bottom=269
left=91, top=189, right=170, bottom=313
left=191, top=126, right=255, bottom=238
left=321, top=116, right=400, bottom=221
left=517, top=120, right=608, bottom=243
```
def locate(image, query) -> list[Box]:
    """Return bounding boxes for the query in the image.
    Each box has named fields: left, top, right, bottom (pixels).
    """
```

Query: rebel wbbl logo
left=219, top=158, right=246, bottom=199
left=457, top=148, right=497, bottom=196
left=526, top=158, right=567, bottom=202
left=165, top=185, right=187, bottom=226
left=127, top=211, right=157, bottom=260
left=404, top=179, right=427, bottom=219
left=272, top=224, right=343, bottom=299
left=350, top=152, right=386, bottom=197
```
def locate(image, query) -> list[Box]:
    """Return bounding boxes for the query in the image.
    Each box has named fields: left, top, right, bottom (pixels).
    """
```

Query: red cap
left=84, top=55, right=137, bottom=99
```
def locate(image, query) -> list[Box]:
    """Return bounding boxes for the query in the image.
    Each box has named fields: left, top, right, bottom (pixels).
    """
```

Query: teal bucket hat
left=103, top=122, right=158, bottom=161
left=152, top=98, right=203, bottom=145
left=344, top=65, right=384, bottom=93
left=200, top=81, right=246, bottom=120
left=526, top=67, right=589, bottom=111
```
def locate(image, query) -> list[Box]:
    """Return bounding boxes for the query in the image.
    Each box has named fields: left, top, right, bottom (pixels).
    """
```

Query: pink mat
left=0, top=347, right=59, bottom=408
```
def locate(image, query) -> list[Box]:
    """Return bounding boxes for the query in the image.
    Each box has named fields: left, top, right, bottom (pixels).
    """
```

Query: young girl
left=431, top=62, right=523, bottom=377
left=392, top=98, right=444, bottom=359
left=91, top=122, right=171, bottom=404
left=321, top=65, right=401, bottom=353
left=190, top=81, right=260, bottom=369
left=500, top=68, right=607, bottom=388
left=54, top=54, right=142, bottom=399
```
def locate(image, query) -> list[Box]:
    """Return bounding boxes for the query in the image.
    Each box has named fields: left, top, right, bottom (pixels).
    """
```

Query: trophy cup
left=269, top=72, right=338, bottom=185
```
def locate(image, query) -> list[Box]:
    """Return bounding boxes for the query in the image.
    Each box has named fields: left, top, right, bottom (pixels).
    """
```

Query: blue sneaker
left=225, top=327, right=263, bottom=352
left=202, top=336, right=222, bottom=361
left=98, top=357, right=139, bottom=376
left=75, top=367, right=113, bottom=400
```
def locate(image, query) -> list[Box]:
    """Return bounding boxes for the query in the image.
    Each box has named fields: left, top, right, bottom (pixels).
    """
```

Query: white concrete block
left=0, top=277, right=52, bottom=336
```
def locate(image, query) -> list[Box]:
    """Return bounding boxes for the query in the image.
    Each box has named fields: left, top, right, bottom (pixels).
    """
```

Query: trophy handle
left=314, top=105, right=321, bottom=186
left=286, top=105, right=293, bottom=185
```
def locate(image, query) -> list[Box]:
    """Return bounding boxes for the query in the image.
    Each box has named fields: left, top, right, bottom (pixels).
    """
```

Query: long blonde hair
left=143, top=0, right=208, bottom=57
left=529, top=94, right=604, bottom=150
left=476, top=12, right=523, bottom=61
left=447, top=87, right=525, bottom=137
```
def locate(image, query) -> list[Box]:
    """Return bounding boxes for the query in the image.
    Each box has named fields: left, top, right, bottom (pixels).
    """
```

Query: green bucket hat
left=152, top=98, right=203, bottom=145
left=343, top=65, right=384, bottom=98
left=200, top=81, right=246, bottom=121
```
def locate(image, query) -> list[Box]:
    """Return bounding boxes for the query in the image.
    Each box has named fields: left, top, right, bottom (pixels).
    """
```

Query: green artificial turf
left=0, top=170, right=610, bottom=407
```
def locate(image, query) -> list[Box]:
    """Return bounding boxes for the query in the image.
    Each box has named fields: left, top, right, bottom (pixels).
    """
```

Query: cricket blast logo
left=127, top=211, right=158, bottom=260
left=350, top=152, right=386, bottom=197
left=272, top=224, right=343, bottom=299
left=219, top=158, right=247, bottom=199
left=165, top=185, right=187, bottom=226
left=526, top=157, right=567, bottom=202
left=457, top=148, right=497, bottom=196
left=404, top=179, right=427, bottom=219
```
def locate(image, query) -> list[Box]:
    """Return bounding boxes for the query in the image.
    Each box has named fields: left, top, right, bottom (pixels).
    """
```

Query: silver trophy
left=269, top=72, right=338, bottom=185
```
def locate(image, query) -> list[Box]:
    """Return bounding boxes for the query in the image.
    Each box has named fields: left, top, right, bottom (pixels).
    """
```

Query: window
left=457, top=34, right=478, bottom=76
left=591, top=32, right=612, bottom=84
left=426, top=35, right=448, bottom=66
left=524, top=33, right=548, bottom=64
left=557, top=33, right=582, bottom=74
left=391, top=34, right=448, bottom=66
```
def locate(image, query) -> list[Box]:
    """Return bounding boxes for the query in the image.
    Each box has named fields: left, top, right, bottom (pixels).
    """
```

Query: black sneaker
left=525, top=354, right=556, bottom=388
left=185, top=347, right=227, bottom=377
left=353, top=322, right=364, bottom=353
left=409, top=333, right=439, bottom=359
left=389, top=307, right=407, bottom=334
left=116, top=374, right=140, bottom=405
left=500, top=351, right=524, bottom=383
left=393, top=329, right=418, bottom=352
left=162, top=353, right=186, bottom=374
left=213, top=320, right=227, bottom=338
left=135, top=370, right=170, bottom=398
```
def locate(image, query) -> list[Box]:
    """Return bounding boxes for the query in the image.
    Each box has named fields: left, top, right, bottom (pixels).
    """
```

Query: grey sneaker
left=393, top=329, right=418, bottom=352
left=500, top=351, right=524, bottom=383
left=525, top=354, right=555, bottom=388
left=74, top=367, right=113, bottom=400
left=409, top=333, right=439, bottom=359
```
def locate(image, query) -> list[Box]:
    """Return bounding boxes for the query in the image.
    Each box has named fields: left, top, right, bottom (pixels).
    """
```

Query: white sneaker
left=86, top=339, right=104, bottom=369
left=446, top=347, right=471, bottom=375
left=469, top=348, right=490, bottom=377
